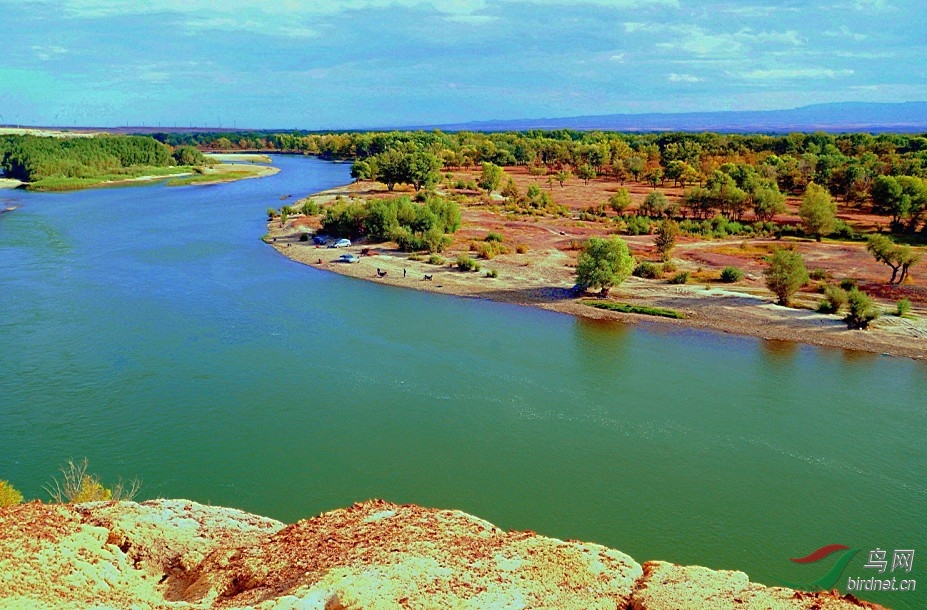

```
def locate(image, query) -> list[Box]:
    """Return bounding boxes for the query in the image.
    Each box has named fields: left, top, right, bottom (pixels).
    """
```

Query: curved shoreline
left=265, top=183, right=926, bottom=362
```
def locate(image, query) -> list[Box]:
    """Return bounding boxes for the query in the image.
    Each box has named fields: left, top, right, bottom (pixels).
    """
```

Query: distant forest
left=0, top=135, right=209, bottom=189
left=158, top=129, right=927, bottom=234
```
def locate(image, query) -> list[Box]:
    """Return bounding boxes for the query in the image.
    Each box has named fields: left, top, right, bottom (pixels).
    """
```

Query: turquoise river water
left=1, top=155, right=924, bottom=608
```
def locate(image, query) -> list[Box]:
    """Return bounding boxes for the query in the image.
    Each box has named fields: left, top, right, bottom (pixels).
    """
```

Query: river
left=1, top=155, right=923, bottom=608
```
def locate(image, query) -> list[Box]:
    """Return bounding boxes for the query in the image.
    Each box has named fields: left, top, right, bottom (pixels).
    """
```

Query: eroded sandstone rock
left=0, top=500, right=889, bottom=609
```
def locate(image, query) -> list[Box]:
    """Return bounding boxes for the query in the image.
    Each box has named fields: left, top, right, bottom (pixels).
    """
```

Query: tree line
left=0, top=135, right=210, bottom=183
left=152, top=128, right=927, bottom=235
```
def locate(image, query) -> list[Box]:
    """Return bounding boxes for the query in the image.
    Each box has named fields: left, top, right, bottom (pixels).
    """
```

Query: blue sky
left=0, top=0, right=924, bottom=129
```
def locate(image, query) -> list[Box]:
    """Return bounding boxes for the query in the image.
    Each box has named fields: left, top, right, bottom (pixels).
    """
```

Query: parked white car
left=329, top=238, right=351, bottom=248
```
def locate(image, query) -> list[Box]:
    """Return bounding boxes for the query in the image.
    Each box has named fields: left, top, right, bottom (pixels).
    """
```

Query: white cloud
left=31, top=45, right=69, bottom=61
left=737, top=68, right=855, bottom=80
left=668, top=73, right=703, bottom=83
left=735, top=29, right=803, bottom=46
left=657, top=26, right=742, bottom=56
left=823, top=25, right=868, bottom=41
left=609, top=53, right=626, bottom=62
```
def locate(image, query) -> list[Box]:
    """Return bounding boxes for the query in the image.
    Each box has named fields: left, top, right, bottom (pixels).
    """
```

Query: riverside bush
left=844, top=288, right=880, bottom=329
left=896, top=298, right=912, bottom=316
left=817, top=284, right=849, bottom=314
left=809, top=268, right=829, bottom=281
left=0, top=480, right=23, bottom=506
left=720, top=266, right=745, bottom=282
left=45, top=459, right=140, bottom=504
left=633, top=262, right=662, bottom=279
left=456, top=255, right=480, bottom=272
left=669, top=271, right=690, bottom=284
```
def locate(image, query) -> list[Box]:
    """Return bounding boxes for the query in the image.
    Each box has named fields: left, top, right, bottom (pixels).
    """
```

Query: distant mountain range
left=418, top=102, right=927, bottom=134
left=4, top=102, right=925, bottom=135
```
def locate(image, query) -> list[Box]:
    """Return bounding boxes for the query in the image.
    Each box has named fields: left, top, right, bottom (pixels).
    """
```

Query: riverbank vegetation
left=315, top=194, right=461, bottom=253
left=583, top=300, right=685, bottom=319
left=0, top=459, right=139, bottom=506
left=159, top=128, right=927, bottom=237
left=0, top=134, right=217, bottom=191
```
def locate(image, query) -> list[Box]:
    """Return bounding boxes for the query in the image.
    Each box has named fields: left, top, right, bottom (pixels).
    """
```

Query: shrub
left=485, top=232, right=504, bottom=242
left=669, top=271, right=690, bottom=284
left=625, top=215, right=652, bottom=236
left=809, top=268, right=828, bottom=281
left=719, top=266, right=745, bottom=283
left=817, top=284, right=848, bottom=314
left=485, top=269, right=499, bottom=278
left=633, top=262, right=662, bottom=279
left=0, top=480, right=23, bottom=507
left=662, top=260, right=678, bottom=273
left=427, top=254, right=445, bottom=265
left=45, top=458, right=140, bottom=504
left=833, top=219, right=856, bottom=240
left=475, top=240, right=509, bottom=259
left=608, top=189, right=632, bottom=213
left=896, top=298, right=912, bottom=317
left=266, top=207, right=279, bottom=219
left=300, top=200, right=319, bottom=216
left=844, top=288, right=880, bottom=330
left=298, top=233, right=309, bottom=242
left=456, top=255, right=480, bottom=272
left=515, top=243, right=528, bottom=254
left=840, top=278, right=858, bottom=291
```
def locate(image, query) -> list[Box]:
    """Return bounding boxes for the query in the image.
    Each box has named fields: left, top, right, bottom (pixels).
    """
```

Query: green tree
left=764, top=248, right=809, bottom=306
left=372, top=149, right=407, bottom=191
left=478, top=162, right=504, bottom=194
left=608, top=188, right=632, bottom=213
left=798, top=182, right=837, bottom=241
left=871, top=175, right=907, bottom=227
left=866, top=234, right=921, bottom=284
left=752, top=185, right=786, bottom=222
left=577, top=163, right=596, bottom=185
left=350, top=159, right=372, bottom=182
left=554, top=169, right=573, bottom=187
left=625, top=156, right=645, bottom=181
left=640, top=191, right=670, bottom=217
left=172, top=145, right=207, bottom=166
left=575, top=236, right=636, bottom=296
left=644, top=167, right=663, bottom=189
left=407, top=150, right=441, bottom=191
left=654, top=219, right=679, bottom=261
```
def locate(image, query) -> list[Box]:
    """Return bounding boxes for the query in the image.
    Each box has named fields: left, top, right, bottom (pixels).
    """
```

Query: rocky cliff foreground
left=0, top=499, right=884, bottom=609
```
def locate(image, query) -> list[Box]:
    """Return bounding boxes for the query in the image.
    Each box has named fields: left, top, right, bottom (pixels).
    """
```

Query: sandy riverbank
left=266, top=181, right=926, bottom=361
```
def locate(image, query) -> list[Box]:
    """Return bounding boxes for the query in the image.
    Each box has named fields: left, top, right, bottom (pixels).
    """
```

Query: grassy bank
left=583, top=300, right=686, bottom=319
